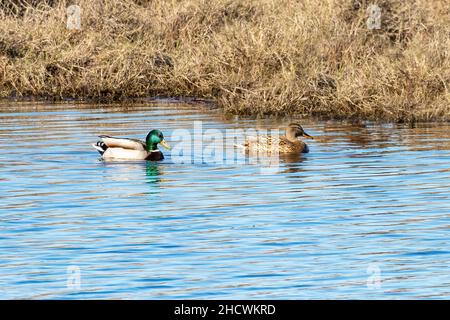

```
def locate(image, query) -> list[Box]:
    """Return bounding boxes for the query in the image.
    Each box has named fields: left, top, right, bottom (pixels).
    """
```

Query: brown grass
left=0, top=0, right=449, bottom=122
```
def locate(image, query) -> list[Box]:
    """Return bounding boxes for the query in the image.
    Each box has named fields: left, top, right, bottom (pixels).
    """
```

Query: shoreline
left=3, top=97, right=450, bottom=126
left=1, top=0, right=449, bottom=122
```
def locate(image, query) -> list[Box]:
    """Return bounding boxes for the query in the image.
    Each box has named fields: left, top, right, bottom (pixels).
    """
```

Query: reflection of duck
left=237, top=123, right=314, bottom=153
left=145, top=162, right=162, bottom=185
left=92, top=130, right=170, bottom=160
left=280, top=152, right=303, bottom=163
left=279, top=152, right=308, bottom=174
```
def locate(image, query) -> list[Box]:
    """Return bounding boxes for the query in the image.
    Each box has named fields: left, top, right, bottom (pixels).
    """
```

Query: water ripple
left=0, top=103, right=450, bottom=299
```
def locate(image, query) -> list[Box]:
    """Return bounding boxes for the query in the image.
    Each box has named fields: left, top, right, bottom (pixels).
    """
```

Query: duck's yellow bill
left=160, top=139, right=171, bottom=150
left=303, top=132, right=314, bottom=139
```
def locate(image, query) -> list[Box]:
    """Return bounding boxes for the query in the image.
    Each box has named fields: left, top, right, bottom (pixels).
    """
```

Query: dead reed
left=0, top=0, right=449, bottom=122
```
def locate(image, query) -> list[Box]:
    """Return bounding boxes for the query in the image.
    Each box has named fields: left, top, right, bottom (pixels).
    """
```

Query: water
left=1, top=102, right=450, bottom=299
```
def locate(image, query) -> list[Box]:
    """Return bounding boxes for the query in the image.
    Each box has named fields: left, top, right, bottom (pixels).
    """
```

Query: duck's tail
left=92, top=141, right=108, bottom=155
left=234, top=144, right=249, bottom=152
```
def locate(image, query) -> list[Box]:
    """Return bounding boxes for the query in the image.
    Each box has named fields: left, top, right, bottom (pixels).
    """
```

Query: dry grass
left=0, top=0, right=449, bottom=122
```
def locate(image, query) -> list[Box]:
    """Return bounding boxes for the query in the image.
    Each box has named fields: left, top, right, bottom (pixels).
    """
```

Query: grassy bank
left=0, top=0, right=449, bottom=121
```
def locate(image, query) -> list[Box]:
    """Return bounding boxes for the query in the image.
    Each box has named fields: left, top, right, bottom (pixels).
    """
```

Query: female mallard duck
left=238, top=123, right=313, bottom=154
left=92, top=129, right=170, bottom=160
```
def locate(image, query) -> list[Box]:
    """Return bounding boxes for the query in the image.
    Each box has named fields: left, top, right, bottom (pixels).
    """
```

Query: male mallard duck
left=238, top=123, right=313, bottom=154
left=92, top=129, right=170, bottom=160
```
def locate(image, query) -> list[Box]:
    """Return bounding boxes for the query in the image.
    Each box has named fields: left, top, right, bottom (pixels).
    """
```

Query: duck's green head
left=145, top=129, right=171, bottom=151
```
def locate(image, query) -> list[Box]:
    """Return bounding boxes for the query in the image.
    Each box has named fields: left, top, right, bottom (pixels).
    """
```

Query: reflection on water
left=1, top=102, right=450, bottom=299
left=145, top=162, right=162, bottom=185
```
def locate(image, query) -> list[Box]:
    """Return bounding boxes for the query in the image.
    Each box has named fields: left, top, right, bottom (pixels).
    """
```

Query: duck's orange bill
left=160, top=139, right=171, bottom=150
left=303, top=132, right=314, bottom=139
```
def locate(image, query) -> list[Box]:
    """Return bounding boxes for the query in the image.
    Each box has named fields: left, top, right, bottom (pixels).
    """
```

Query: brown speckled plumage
left=240, top=123, right=313, bottom=154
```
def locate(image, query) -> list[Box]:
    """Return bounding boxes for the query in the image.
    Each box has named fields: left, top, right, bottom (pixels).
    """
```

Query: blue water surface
left=1, top=102, right=449, bottom=299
